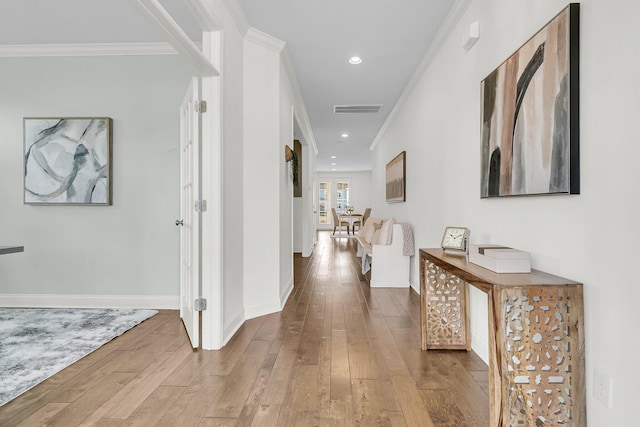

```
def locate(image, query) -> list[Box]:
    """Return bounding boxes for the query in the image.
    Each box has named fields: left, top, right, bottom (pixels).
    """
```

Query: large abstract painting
left=24, top=118, right=112, bottom=205
left=480, top=4, right=579, bottom=197
left=386, top=151, right=406, bottom=203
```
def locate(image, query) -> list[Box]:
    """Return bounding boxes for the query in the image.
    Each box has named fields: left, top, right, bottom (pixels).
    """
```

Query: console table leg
left=488, top=289, right=502, bottom=427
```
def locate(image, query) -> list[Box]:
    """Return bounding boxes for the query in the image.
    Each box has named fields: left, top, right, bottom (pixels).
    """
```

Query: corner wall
left=219, top=11, right=248, bottom=344
left=243, top=33, right=283, bottom=318
left=279, top=66, right=295, bottom=302
left=372, top=0, right=639, bottom=424
left=0, top=55, right=193, bottom=308
left=243, top=29, right=315, bottom=319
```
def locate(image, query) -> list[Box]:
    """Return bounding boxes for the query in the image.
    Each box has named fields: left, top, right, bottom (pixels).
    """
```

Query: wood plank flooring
left=0, top=231, right=489, bottom=426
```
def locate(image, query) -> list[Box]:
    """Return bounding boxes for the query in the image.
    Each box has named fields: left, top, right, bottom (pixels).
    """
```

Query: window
left=318, top=181, right=331, bottom=224
left=318, top=179, right=352, bottom=225
left=336, top=181, right=350, bottom=214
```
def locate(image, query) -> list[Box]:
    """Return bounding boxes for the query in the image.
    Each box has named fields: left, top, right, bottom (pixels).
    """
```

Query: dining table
left=339, top=213, right=363, bottom=234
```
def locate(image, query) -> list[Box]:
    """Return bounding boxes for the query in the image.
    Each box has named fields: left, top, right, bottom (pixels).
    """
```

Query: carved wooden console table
left=419, top=248, right=586, bottom=427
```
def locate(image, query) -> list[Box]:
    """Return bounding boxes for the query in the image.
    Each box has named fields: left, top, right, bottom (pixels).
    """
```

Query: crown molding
left=128, top=0, right=217, bottom=76
left=223, top=0, right=250, bottom=36
left=183, top=0, right=222, bottom=31
left=0, top=42, right=180, bottom=58
left=245, top=27, right=286, bottom=53
left=370, top=0, right=473, bottom=151
left=243, top=26, right=317, bottom=154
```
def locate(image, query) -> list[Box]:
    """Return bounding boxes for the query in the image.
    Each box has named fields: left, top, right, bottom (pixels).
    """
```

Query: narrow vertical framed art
left=386, top=151, right=406, bottom=203
left=24, top=117, right=113, bottom=205
left=480, top=3, right=580, bottom=197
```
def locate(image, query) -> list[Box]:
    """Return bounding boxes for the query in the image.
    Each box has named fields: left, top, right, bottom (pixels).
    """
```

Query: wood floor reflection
left=0, top=231, right=489, bottom=426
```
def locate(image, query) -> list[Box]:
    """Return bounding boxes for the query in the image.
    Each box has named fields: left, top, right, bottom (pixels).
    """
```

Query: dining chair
left=331, top=208, right=350, bottom=235
left=352, top=207, right=371, bottom=234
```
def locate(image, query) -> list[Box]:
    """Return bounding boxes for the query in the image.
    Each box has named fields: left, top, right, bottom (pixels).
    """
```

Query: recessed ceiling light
left=332, top=168, right=337, bottom=171
left=331, top=163, right=336, bottom=166
left=341, top=133, right=349, bottom=138
left=330, top=155, right=337, bottom=159
left=348, top=56, right=363, bottom=65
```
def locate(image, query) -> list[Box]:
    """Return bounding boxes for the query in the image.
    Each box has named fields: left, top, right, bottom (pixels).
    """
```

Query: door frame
left=200, top=31, right=224, bottom=350
left=131, top=1, right=225, bottom=350
left=316, top=178, right=352, bottom=230
left=179, top=76, right=201, bottom=348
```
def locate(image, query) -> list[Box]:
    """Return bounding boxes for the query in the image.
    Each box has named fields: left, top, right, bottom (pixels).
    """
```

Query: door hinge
left=194, top=100, right=207, bottom=113
left=194, top=200, right=207, bottom=212
left=194, top=297, right=207, bottom=311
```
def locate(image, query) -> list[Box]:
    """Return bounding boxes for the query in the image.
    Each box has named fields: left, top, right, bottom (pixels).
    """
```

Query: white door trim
left=179, top=76, right=201, bottom=348
left=129, top=0, right=225, bottom=350
left=200, top=31, right=224, bottom=350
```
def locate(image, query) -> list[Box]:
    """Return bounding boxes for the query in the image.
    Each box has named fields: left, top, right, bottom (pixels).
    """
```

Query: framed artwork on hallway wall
left=293, top=139, right=302, bottom=198
left=24, top=117, right=113, bottom=205
left=480, top=3, right=580, bottom=198
left=386, top=151, right=406, bottom=203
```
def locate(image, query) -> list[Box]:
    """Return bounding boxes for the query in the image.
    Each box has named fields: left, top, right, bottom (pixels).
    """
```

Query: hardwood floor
left=0, top=231, right=489, bottom=426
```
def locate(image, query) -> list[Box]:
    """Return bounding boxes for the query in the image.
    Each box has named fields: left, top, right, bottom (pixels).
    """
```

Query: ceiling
left=0, top=0, right=456, bottom=171
left=238, top=0, right=455, bottom=172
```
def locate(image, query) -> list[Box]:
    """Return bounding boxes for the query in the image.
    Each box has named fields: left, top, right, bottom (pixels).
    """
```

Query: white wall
left=218, top=6, right=248, bottom=344
left=0, top=55, right=193, bottom=307
left=302, top=144, right=318, bottom=255
left=243, top=29, right=315, bottom=319
left=372, top=0, right=639, bottom=424
left=316, top=171, right=373, bottom=230
left=278, top=70, right=295, bottom=305
left=293, top=138, right=312, bottom=254
left=293, top=198, right=303, bottom=252
left=243, top=32, right=283, bottom=318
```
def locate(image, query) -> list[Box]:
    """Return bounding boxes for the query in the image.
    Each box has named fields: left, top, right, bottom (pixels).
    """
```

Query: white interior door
left=178, top=77, right=200, bottom=348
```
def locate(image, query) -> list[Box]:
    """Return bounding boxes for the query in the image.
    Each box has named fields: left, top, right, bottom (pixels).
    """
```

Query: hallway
left=0, top=231, right=489, bottom=426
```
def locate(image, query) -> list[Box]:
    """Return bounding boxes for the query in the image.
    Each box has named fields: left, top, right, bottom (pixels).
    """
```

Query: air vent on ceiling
left=333, top=104, right=382, bottom=114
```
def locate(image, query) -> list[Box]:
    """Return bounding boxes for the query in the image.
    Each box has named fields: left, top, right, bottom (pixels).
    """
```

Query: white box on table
left=468, top=244, right=531, bottom=273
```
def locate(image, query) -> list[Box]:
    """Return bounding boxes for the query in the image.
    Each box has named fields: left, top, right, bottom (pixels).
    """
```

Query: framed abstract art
left=24, top=117, right=113, bottom=205
left=386, top=151, right=406, bottom=203
left=480, top=4, right=580, bottom=197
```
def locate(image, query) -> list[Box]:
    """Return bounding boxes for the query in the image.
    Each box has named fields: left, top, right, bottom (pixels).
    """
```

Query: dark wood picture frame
left=386, top=151, right=406, bottom=203
left=480, top=3, right=579, bottom=197
left=293, top=139, right=302, bottom=198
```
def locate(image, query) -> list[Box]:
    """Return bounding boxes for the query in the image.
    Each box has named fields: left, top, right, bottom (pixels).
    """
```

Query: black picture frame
left=480, top=3, right=580, bottom=197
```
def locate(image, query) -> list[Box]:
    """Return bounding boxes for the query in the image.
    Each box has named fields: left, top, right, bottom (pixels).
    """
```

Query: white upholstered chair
left=331, top=208, right=350, bottom=235
left=352, top=207, right=371, bottom=234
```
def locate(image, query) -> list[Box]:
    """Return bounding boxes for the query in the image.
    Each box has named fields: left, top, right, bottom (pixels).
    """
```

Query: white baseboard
left=224, top=277, right=294, bottom=344
left=243, top=297, right=282, bottom=319
left=370, top=281, right=410, bottom=288
left=222, top=308, right=245, bottom=345
left=0, top=293, right=179, bottom=309
left=280, top=278, right=293, bottom=306
left=302, top=245, right=314, bottom=258
left=471, top=333, right=490, bottom=365
left=244, top=278, right=293, bottom=320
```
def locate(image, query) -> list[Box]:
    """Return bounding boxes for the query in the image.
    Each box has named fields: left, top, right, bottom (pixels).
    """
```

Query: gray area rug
left=0, top=308, right=157, bottom=406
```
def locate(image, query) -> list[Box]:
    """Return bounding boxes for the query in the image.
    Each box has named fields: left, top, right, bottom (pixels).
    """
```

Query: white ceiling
left=0, top=0, right=455, bottom=171
left=238, top=0, right=455, bottom=171
left=0, top=1, right=202, bottom=44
